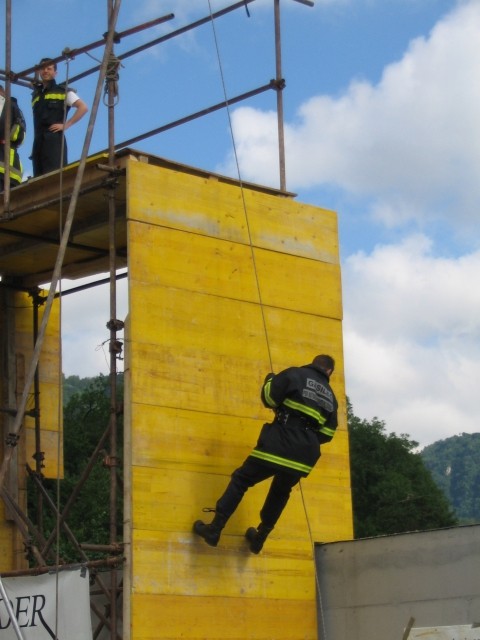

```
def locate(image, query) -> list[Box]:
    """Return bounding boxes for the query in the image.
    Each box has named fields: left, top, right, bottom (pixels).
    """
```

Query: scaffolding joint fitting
left=32, top=450, right=45, bottom=465
left=103, top=30, right=121, bottom=44
left=5, top=432, right=19, bottom=448
left=106, top=319, right=125, bottom=331
left=103, top=455, right=119, bottom=469
left=62, top=47, right=76, bottom=60
left=271, top=77, right=286, bottom=91
left=109, top=339, right=123, bottom=355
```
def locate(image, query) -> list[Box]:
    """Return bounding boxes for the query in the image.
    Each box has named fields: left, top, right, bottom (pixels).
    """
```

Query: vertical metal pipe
left=3, top=0, right=12, bottom=211
left=274, top=0, right=286, bottom=191
left=107, top=2, right=118, bottom=639
left=32, top=292, right=44, bottom=535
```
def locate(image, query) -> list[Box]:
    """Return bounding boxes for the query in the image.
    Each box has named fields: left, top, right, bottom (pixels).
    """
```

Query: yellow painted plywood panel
left=127, top=288, right=270, bottom=415
left=128, top=160, right=337, bottom=263
left=128, top=289, right=345, bottom=414
left=128, top=219, right=341, bottom=317
left=124, top=158, right=350, bottom=640
left=244, top=189, right=339, bottom=263
left=25, top=429, right=64, bottom=480
left=130, top=593, right=317, bottom=640
left=128, top=161, right=248, bottom=244
left=131, top=528, right=314, bottom=600
left=14, top=291, right=62, bottom=481
left=129, top=404, right=263, bottom=473
left=0, top=512, right=14, bottom=571
left=255, top=250, right=342, bottom=318
left=262, top=307, right=345, bottom=377
left=128, top=222, right=260, bottom=302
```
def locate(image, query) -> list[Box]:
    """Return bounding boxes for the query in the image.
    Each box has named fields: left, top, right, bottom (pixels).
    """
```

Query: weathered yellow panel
left=14, top=291, right=63, bottom=479
left=131, top=593, right=317, bottom=640
left=0, top=290, right=62, bottom=572
left=131, top=527, right=315, bottom=599
left=128, top=222, right=260, bottom=302
left=124, top=159, right=353, bottom=640
left=128, top=222, right=342, bottom=318
left=0, top=506, right=14, bottom=572
left=128, top=159, right=337, bottom=263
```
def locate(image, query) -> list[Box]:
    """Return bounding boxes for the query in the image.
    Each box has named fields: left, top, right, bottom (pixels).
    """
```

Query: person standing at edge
left=193, top=354, right=338, bottom=554
left=0, top=84, right=26, bottom=191
left=31, top=57, right=88, bottom=177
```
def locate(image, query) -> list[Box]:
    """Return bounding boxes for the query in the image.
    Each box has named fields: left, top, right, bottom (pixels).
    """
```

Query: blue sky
left=2, top=0, right=479, bottom=447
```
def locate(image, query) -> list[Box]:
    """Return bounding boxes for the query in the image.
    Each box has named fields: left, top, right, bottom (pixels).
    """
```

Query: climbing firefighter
left=30, top=57, right=88, bottom=177
left=0, top=84, right=26, bottom=192
left=193, top=354, right=338, bottom=553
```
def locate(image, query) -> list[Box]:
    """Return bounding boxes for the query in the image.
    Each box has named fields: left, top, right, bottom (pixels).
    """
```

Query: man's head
left=38, top=58, right=57, bottom=84
left=312, top=354, right=335, bottom=378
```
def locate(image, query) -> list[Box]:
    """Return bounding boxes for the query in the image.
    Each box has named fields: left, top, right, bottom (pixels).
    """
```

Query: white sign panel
left=0, top=569, right=92, bottom=639
left=410, top=626, right=480, bottom=640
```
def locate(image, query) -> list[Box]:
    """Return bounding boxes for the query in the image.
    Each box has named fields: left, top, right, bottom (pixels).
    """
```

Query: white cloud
left=343, top=236, right=480, bottom=446
left=60, top=275, right=128, bottom=378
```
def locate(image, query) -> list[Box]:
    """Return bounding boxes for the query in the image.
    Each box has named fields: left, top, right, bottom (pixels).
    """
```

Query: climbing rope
left=207, top=3, right=328, bottom=638
left=207, top=0, right=273, bottom=373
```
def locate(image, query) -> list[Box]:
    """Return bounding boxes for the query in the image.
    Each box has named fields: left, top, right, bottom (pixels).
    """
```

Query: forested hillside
left=421, top=433, right=480, bottom=524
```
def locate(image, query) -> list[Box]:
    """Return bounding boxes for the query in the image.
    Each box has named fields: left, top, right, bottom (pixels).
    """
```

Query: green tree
left=422, top=433, right=480, bottom=523
left=28, top=374, right=124, bottom=563
left=348, top=399, right=457, bottom=538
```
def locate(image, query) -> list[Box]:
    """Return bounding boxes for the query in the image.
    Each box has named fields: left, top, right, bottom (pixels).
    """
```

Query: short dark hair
left=38, top=58, right=57, bottom=71
left=312, top=354, right=335, bottom=374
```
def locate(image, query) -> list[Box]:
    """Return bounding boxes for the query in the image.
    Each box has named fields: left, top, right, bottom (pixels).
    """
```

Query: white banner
left=410, top=626, right=480, bottom=640
left=0, top=569, right=92, bottom=640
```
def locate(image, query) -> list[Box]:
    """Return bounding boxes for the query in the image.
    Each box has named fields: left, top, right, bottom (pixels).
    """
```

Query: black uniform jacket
left=249, top=363, right=338, bottom=477
left=31, top=79, right=70, bottom=133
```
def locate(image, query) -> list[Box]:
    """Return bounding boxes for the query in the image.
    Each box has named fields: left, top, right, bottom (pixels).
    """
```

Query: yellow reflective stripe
left=32, top=92, right=66, bottom=107
left=283, top=398, right=326, bottom=426
left=0, top=152, right=23, bottom=182
left=10, top=124, right=21, bottom=143
left=250, top=449, right=312, bottom=475
left=263, top=379, right=277, bottom=408
left=44, top=92, right=66, bottom=100
left=319, top=425, right=336, bottom=438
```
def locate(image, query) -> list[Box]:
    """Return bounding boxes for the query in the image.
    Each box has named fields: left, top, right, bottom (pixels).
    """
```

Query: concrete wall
left=315, top=525, right=480, bottom=640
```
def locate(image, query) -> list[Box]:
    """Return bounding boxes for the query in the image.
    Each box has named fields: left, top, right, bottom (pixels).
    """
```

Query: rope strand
left=207, top=0, right=273, bottom=373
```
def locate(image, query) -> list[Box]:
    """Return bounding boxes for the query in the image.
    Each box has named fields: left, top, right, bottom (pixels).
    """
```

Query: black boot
left=193, top=511, right=228, bottom=547
left=245, top=523, right=273, bottom=554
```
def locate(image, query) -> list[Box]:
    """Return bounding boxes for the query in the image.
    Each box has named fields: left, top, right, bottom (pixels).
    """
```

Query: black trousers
left=216, top=456, right=301, bottom=529
left=31, top=130, right=67, bottom=177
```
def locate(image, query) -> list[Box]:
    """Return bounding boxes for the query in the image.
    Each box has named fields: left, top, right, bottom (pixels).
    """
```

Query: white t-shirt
left=66, top=90, right=80, bottom=107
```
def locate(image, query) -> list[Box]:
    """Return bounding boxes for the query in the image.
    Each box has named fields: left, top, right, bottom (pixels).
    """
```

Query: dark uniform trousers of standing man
left=31, top=78, right=69, bottom=177
left=193, top=354, right=338, bottom=553
left=0, top=86, right=26, bottom=191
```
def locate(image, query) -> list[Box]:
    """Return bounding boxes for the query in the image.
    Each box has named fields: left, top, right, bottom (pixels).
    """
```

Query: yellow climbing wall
left=0, top=291, right=62, bottom=572
left=124, top=158, right=353, bottom=640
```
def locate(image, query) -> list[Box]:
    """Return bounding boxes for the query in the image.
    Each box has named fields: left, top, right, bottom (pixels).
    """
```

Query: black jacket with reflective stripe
left=250, top=364, right=338, bottom=477
left=31, top=80, right=69, bottom=132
